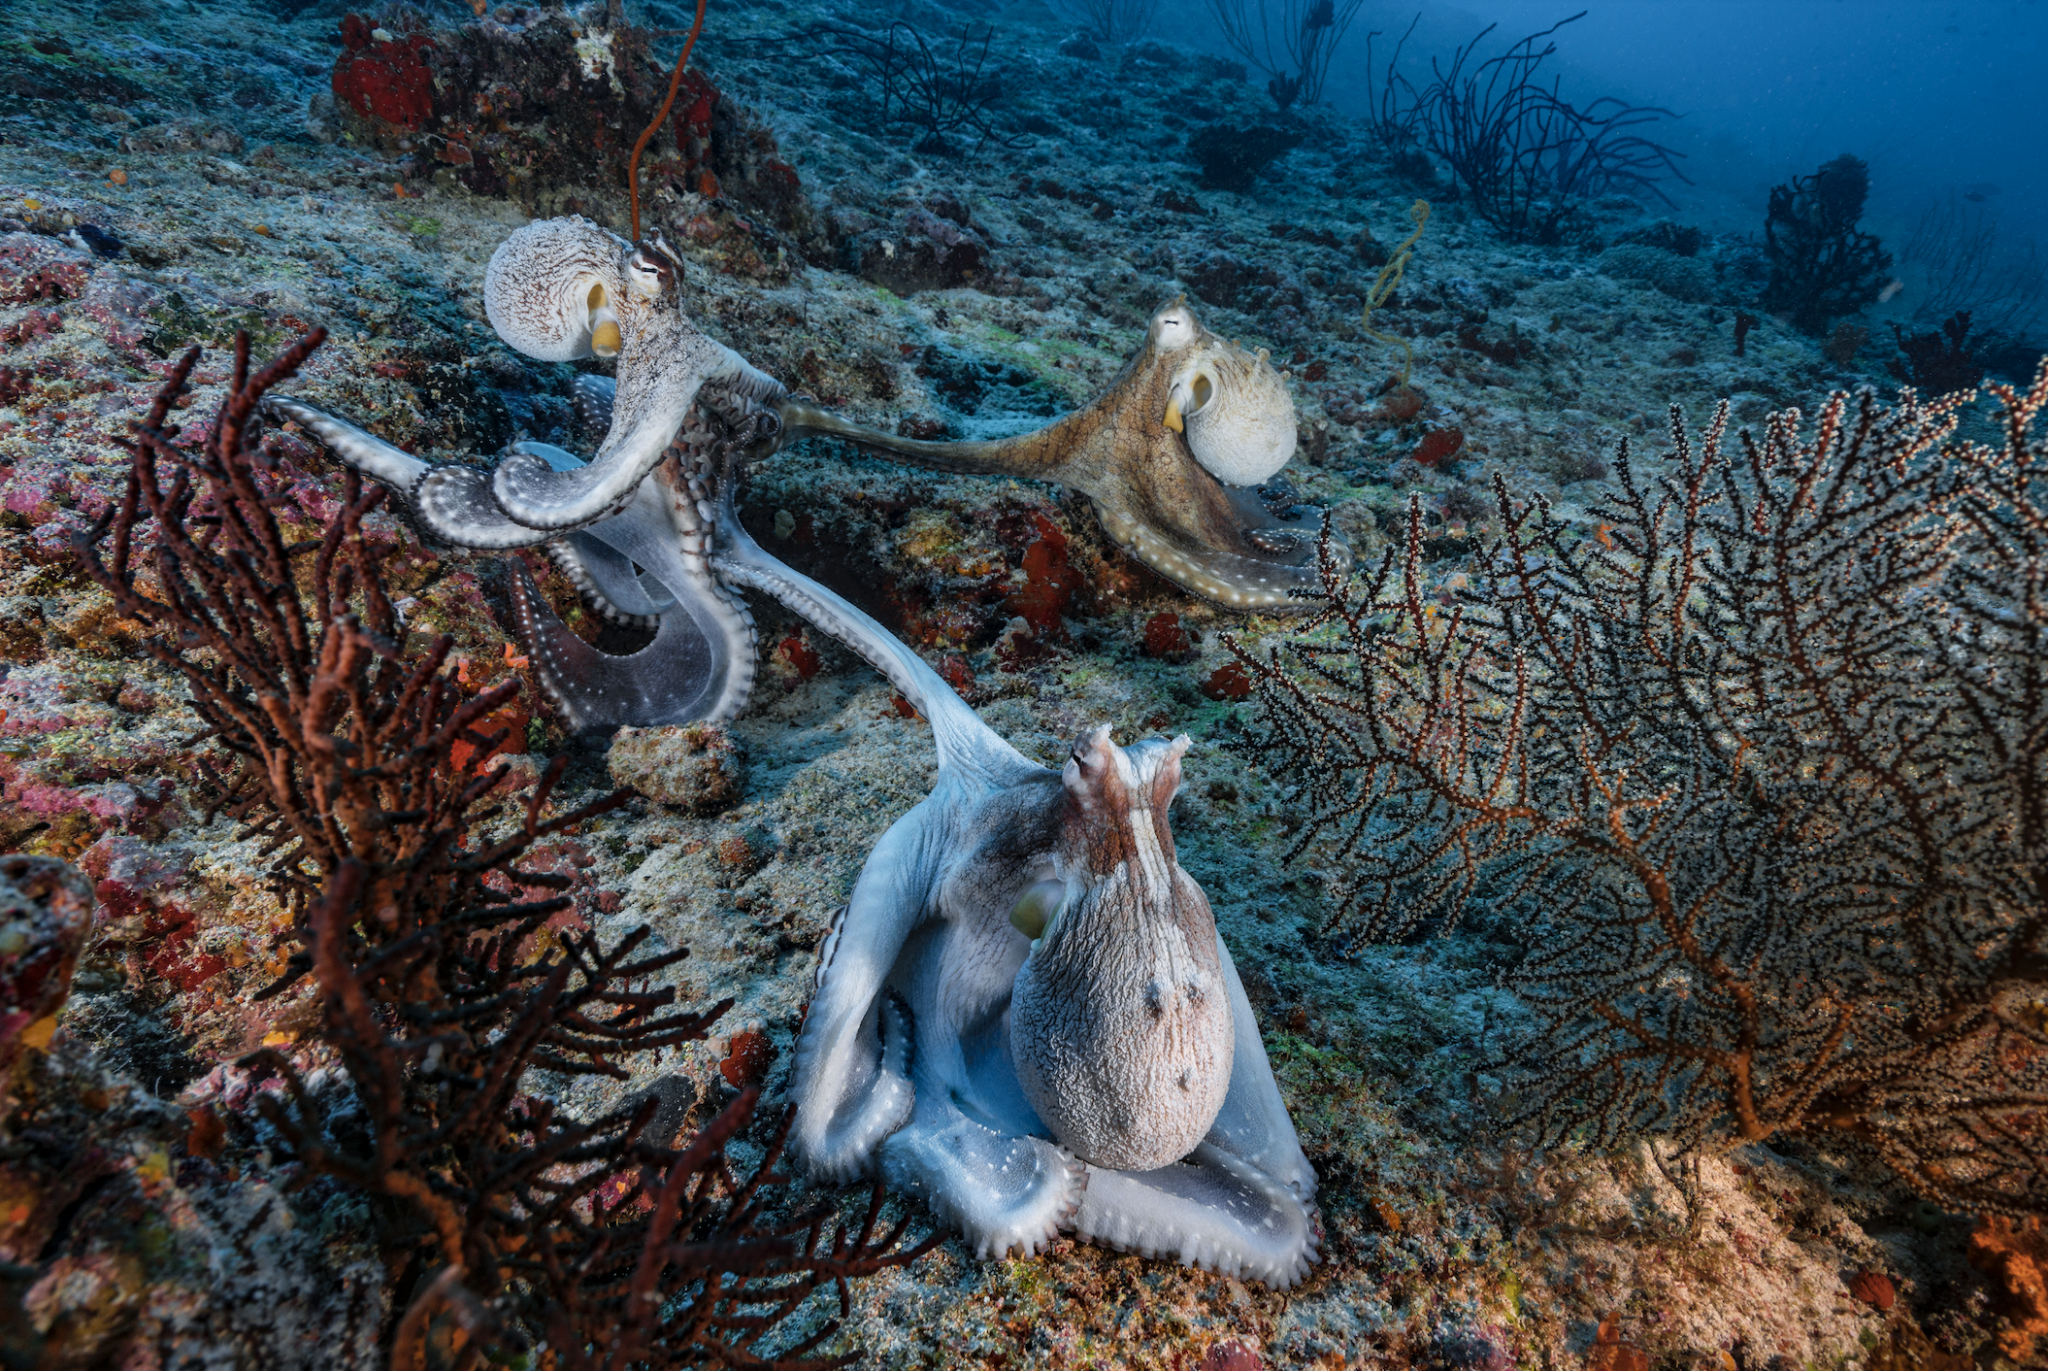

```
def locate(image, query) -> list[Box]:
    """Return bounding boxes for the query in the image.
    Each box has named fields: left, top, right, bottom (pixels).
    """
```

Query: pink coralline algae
left=0, top=672, right=76, bottom=735
left=80, top=833, right=219, bottom=991
left=0, top=233, right=90, bottom=305
left=0, top=309, right=61, bottom=349
left=76, top=274, right=157, bottom=361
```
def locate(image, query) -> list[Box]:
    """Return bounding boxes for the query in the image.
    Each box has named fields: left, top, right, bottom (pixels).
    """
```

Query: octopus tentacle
left=1072, top=1144, right=1320, bottom=1288
left=572, top=374, right=617, bottom=437
left=542, top=536, right=666, bottom=629
left=263, top=396, right=429, bottom=497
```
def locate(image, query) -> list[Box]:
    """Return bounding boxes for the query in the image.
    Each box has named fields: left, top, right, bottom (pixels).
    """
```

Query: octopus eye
left=1009, top=879, right=1068, bottom=943
left=626, top=243, right=676, bottom=300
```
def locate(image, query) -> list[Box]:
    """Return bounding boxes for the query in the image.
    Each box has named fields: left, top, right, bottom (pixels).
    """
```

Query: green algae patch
left=141, top=289, right=282, bottom=359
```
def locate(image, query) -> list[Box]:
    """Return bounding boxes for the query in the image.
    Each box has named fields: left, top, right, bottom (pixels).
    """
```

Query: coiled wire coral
left=1225, top=367, right=2048, bottom=1215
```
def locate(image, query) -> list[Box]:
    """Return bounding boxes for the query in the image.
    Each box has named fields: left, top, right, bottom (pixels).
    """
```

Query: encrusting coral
left=73, top=332, right=934, bottom=1368
left=1228, top=366, right=2048, bottom=1216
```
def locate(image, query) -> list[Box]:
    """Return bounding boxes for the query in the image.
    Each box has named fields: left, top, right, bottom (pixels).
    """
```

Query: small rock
left=0, top=855, right=93, bottom=1081
left=1201, top=1341, right=1261, bottom=1371
left=718, top=1028, right=776, bottom=1087
left=714, top=827, right=772, bottom=877
left=608, top=724, right=746, bottom=816
left=848, top=210, right=988, bottom=294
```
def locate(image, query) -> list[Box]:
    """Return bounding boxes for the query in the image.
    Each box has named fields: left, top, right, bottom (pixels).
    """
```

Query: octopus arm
left=790, top=805, right=961, bottom=1182
left=879, top=1051, right=1086, bottom=1259
left=548, top=533, right=673, bottom=626
left=713, top=520, right=1035, bottom=787
left=414, top=464, right=573, bottom=550
left=1203, top=934, right=1319, bottom=1201
left=572, top=374, right=617, bottom=437
left=508, top=562, right=742, bottom=730
left=262, top=396, right=428, bottom=495
left=490, top=377, right=700, bottom=531
left=505, top=490, right=755, bottom=730
left=1072, top=1143, right=1320, bottom=1288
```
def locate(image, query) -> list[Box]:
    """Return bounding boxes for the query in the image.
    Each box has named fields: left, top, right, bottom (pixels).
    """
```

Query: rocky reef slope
left=0, top=0, right=2025, bottom=1367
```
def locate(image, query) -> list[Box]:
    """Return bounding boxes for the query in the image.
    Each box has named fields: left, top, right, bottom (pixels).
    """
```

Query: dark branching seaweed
left=800, top=22, right=1025, bottom=157
left=1362, top=15, right=1431, bottom=178
left=1368, top=12, right=1687, bottom=244
left=77, top=335, right=932, bottom=1366
left=1760, top=153, right=1892, bottom=336
left=1226, top=369, right=2048, bottom=1214
left=1206, top=0, right=1366, bottom=110
left=1887, top=309, right=1985, bottom=395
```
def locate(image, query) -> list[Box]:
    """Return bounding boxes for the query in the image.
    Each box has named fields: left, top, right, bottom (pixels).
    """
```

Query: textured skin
left=483, top=218, right=782, bottom=531
left=1010, top=732, right=1233, bottom=1172
left=777, top=301, right=1348, bottom=610
left=483, top=216, right=627, bottom=362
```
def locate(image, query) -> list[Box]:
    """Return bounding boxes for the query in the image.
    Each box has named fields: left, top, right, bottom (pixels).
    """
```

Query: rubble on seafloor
left=0, top=0, right=2033, bottom=1366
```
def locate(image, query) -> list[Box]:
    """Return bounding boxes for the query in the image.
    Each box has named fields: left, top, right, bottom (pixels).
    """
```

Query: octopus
left=272, top=213, right=1321, bottom=1286
left=704, top=419, right=1321, bottom=1285
left=264, top=216, right=784, bottom=731
left=757, top=534, right=1321, bottom=1283
left=776, top=299, right=1348, bottom=611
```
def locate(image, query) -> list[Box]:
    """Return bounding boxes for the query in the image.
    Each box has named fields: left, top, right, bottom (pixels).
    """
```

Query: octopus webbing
left=776, top=300, right=1350, bottom=611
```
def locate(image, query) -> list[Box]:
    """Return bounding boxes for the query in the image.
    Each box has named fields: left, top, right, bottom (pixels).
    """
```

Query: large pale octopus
left=267, top=218, right=1322, bottom=1283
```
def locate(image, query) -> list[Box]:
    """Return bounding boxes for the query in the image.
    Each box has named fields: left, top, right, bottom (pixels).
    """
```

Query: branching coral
left=1761, top=153, right=1892, bottom=336
left=1205, top=0, right=1367, bottom=110
left=1052, top=0, right=1161, bottom=45
left=1887, top=308, right=1984, bottom=394
left=1901, top=191, right=2048, bottom=345
left=796, top=22, right=1025, bottom=157
left=1225, top=369, right=2048, bottom=1214
left=1366, top=13, right=1686, bottom=244
left=75, top=333, right=932, bottom=1364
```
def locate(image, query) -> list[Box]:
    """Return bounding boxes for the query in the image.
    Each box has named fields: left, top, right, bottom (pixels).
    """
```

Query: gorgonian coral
left=76, top=333, right=931, bottom=1366
left=1228, top=368, right=2048, bottom=1214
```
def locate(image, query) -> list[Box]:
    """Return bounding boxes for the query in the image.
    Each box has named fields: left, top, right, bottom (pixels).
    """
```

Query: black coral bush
left=1229, top=367, right=2048, bottom=1214
left=76, top=334, right=930, bottom=1367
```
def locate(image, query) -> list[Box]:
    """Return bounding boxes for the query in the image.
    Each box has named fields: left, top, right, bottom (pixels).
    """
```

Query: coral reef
left=1368, top=14, right=1687, bottom=244
left=0, top=0, right=2034, bottom=1361
left=68, top=333, right=930, bottom=1364
left=1206, top=0, right=1366, bottom=110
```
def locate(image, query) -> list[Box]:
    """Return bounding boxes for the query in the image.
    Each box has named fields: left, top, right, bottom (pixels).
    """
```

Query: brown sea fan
left=1227, top=366, right=2048, bottom=1213
left=76, top=333, right=933, bottom=1366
